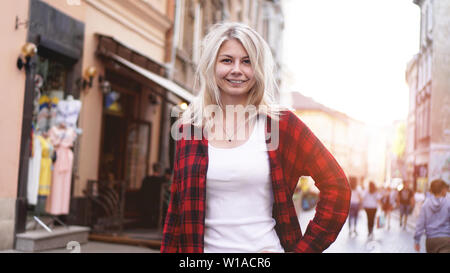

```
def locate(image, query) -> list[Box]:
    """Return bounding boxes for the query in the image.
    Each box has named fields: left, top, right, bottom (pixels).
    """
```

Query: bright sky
left=281, top=0, right=421, bottom=127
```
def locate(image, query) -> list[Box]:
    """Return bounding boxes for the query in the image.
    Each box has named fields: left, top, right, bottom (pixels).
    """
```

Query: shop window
left=33, top=55, right=70, bottom=133
left=125, top=122, right=151, bottom=190
left=104, top=91, right=124, bottom=115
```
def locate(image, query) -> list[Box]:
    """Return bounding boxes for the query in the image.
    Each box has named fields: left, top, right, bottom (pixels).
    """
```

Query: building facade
left=0, top=0, right=284, bottom=251
left=1, top=0, right=185, bottom=251
left=170, top=0, right=284, bottom=97
left=406, top=0, right=450, bottom=191
left=290, top=92, right=370, bottom=188
left=405, top=55, right=418, bottom=187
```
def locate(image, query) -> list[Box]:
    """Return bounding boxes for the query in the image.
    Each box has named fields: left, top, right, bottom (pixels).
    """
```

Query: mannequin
left=27, top=128, right=41, bottom=206
left=48, top=96, right=60, bottom=129
left=56, top=95, right=81, bottom=129
left=37, top=95, right=50, bottom=133
left=34, top=131, right=54, bottom=214
left=37, top=131, right=53, bottom=196
left=45, top=121, right=76, bottom=215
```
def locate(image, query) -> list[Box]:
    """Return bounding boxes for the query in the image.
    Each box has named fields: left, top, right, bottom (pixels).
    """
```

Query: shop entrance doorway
left=96, top=71, right=152, bottom=232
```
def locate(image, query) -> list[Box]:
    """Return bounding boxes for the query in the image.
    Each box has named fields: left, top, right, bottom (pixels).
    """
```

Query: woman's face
left=215, top=39, right=256, bottom=105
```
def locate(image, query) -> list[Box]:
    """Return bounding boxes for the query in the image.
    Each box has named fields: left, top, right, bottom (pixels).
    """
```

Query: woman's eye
left=221, top=59, right=232, bottom=63
left=243, top=59, right=251, bottom=64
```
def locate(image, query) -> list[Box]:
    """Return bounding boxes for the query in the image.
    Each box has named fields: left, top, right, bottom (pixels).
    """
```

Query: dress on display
left=37, top=95, right=50, bottom=133
left=55, top=97, right=82, bottom=129
left=48, top=96, right=60, bottom=129
left=27, top=134, right=42, bottom=206
left=45, top=125, right=76, bottom=215
left=37, top=135, right=53, bottom=197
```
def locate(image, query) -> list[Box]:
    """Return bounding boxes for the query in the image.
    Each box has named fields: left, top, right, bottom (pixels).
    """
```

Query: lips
left=226, top=79, right=248, bottom=84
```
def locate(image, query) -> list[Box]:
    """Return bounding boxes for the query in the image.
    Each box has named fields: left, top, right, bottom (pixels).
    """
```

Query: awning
left=95, top=33, right=194, bottom=103
left=110, top=53, right=195, bottom=103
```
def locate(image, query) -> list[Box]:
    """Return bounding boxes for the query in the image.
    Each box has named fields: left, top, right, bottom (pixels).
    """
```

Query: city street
left=2, top=0, right=448, bottom=258
left=298, top=207, right=425, bottom=253
left=2, top=207, right=425, bottom=254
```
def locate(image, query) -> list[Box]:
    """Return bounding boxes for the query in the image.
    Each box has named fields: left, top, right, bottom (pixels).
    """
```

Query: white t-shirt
left=204, top=117, right=284, bottom=253
left=350, top=189, right=363, bottom=205
left=362, top=190, right=381, bottom=209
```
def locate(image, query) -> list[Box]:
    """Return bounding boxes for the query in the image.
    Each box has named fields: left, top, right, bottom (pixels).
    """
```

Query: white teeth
left=228, top=80, right=244, bottom=83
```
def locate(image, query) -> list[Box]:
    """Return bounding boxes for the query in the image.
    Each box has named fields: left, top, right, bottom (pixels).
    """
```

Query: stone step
left=15, top=225, right=90, bottom=252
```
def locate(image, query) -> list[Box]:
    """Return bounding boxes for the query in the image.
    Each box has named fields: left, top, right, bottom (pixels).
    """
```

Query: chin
left=225, top=90, right=250, bottom=98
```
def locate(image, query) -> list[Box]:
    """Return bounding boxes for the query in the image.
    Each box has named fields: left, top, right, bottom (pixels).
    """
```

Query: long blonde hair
left=180, top=22, right=285, bottom=129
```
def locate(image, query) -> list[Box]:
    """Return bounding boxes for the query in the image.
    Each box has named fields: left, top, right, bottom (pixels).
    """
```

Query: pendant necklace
left=221, top=116, right=253, bottom=142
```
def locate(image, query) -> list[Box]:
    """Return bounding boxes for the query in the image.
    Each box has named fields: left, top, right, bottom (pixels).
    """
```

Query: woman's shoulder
left=269, top=108, right=307, bottom=127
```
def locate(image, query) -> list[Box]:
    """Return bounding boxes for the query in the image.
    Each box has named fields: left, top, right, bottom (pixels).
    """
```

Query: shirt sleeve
left=160, top=139, right=182, bottom=253
left=287, top=112, right=351, bottom=253
left=414, top=203, right=426, bottom=244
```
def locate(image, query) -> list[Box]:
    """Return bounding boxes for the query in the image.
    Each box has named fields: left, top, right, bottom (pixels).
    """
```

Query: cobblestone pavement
left=0, top=241, right=160, bottom=253
left=3, top=207, right=425, bottom=253
left=298, top=207, right=426, bottom=253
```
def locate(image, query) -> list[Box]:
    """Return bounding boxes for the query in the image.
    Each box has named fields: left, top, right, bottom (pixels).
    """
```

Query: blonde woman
left=161, top=22, right=350, bottom=253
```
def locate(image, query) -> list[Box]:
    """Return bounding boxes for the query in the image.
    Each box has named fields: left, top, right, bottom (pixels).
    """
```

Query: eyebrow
left=218, top=54, right=250, bottom=59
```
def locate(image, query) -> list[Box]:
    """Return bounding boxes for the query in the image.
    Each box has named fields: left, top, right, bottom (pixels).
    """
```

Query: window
left=425, top=97, right=431, bottom=138
left=415, top=92, right=431, bottom=144
left=426, top=0, right=433, bottom=37
left=421, top=9, right=426, bottom=46
left=418, top=57, right=423, bottom=90
left=192, top=1, right=202, bottom=64
left=33, top=54, right=70, bottom=133
left=427, top=50, right=432, bottom=84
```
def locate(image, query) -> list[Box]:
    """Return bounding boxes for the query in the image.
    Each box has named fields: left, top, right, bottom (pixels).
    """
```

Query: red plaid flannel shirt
left=161, top=110, right=350, bottom=253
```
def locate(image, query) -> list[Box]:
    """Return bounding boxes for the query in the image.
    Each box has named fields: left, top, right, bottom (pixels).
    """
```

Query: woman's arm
left=283, top=112, right=351, bottom=252
left=413, top=204, right=426, bottom=251
left=160, top=140, right=182, bottom=253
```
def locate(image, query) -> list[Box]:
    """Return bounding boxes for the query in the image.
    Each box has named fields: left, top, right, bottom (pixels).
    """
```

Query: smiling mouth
left=226, top=79, right=248, bottom=84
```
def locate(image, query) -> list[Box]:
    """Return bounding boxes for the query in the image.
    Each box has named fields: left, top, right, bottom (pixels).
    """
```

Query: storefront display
left=13, top=0, right=86, bottom=238
left=45, top=124, right=77, bottom=215
left=26, top=54, right=82, bottom=217
left=26, top=130, right=41, bottom=206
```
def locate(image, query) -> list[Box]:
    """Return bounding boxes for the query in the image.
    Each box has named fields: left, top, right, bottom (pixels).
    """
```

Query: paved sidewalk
left=1, top=240, right=159, bottom=253
left=3, top=207, right=423, bottom=253
left=297, top=208, right=425, bottom=253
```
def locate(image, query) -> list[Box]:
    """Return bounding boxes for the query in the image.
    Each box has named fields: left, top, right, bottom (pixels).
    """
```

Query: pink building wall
left=0, top=0, right=29, bottom=250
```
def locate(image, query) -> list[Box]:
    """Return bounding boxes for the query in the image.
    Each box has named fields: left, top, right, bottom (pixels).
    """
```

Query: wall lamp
left=82, top=66, right=98, bottom=89
left=77, top=66, right=98, bottom=91
left=17, top=42, right=37, bottom=71
left=179, top=102, right=188, bottom=111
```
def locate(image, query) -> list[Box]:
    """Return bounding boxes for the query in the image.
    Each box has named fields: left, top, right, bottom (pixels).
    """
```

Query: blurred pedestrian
left=414, top=179, right=450, bottom=253
left=140, top=162, right=166, bottom=228
left=380, top=186, right=395, bottom=230
left=348, top=179, right=362, bottom=236
left=362, top=181, right=380, bottom=240
left=398, top=181, right=415, bottom=230
left=413, top=190, right=425, bottom=217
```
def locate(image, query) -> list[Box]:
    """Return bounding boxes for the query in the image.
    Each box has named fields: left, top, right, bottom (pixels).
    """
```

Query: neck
left=220, top=92, right=248, bottom=108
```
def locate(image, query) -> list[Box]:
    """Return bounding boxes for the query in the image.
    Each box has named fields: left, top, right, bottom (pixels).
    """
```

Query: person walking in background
left=362, top=181, right=380, bottom=240
left=380, top=186, right=395, bottom=230
left=398, top=181, right=415, bottom=230
left=140, top=163, right=166, bottom=228
left=414, top=179, right=450, bottom=253
left=348, top=179, right=362, bottom=236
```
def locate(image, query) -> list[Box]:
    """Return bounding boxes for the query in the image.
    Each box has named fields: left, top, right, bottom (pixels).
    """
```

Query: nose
left=230, top=62, right=243, bottom=75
